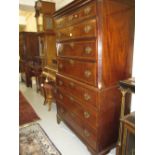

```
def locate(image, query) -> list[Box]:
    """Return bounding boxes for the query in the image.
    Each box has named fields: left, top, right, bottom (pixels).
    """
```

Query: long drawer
left=57, top=102, right=98, bottom=150
left=57, top=40, right=97, bottom=60
left=56, top=88, right=98, bottom=129
left=56, top=74, right=98, bottom=109
left=55, top=1, right=96, bottom=29
left=58, top=58, right=97, bottom=86
left=56, top=18, right=96, bottom=41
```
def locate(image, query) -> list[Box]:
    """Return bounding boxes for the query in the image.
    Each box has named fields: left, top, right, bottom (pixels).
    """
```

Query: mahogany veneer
left=53, top=0, right=135, bottom=154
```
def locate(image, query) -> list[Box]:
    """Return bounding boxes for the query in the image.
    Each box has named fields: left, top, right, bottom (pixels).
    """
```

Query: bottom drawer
left=57, top=102, right=98, bottom=150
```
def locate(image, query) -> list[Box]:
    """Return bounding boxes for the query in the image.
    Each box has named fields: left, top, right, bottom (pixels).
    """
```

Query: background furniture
left=34, top=0, right=57, bottom=108
left=35, top=0, right=55, bottom=32
left=116, top=78, right=135, bottom=155
left=19, top=32, right=39, bottom=87
left=121, top=112, right=135, bottom=155
left=53, top=0, right=135, bottom=154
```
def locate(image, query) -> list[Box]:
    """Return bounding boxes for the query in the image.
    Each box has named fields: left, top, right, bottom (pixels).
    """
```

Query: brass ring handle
left=59, top=94, right=63, bottom=100
left=69, top=82, right=75, bottom=88
left=58, top=80, right=63, bottom=86
left=84, top=129, right=90, bottom=137
left=84, top=93, right=91, bottom=101
left=84, top=6, right=91, bottom=15
left=84, top=111, right=90, bottom=118
left=59, top=63, right=63, bottom=69
left=69, top=96, right=74, bottom=102
left=84, top=70, right=91, bottom=78
left=85, top=46, right=92, bottom=54
left=70, top=42, right=74, bottom=48
left=69, top=59, right=74, bottom=65
left=84, top=25, right=92, bottom=33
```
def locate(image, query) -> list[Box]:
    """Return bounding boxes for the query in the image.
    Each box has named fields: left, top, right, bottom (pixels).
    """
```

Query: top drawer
left=55, top=1, right=96, bottom=29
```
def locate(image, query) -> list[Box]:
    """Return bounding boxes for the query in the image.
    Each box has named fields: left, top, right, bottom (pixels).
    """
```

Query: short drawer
left=57, top=102, right=97, bottom=150
left=56, top=18, right=96, bottom=41
left=57, top=40, right=97, bottom=60
left=55, top=1, right=96, bottom=29
left=56, top=89, right=98, bottom=129
left=56, top=74, right=98, bottom=109
left=57, top=58, right=97, bottom=86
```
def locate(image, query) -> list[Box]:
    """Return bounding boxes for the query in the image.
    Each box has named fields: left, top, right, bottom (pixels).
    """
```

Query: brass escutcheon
left=85, top=46, right=92, bottom=54
left=69, top=82, right=75, bottom=88
left=84, top=93, right=91, bottom=101
left=84, top=6, right=91, bottom=15
left=84, top=111, right=90, bottom=118
left=84, top=129, right=90, bottom=137
left=69, top=59, right=74, bottom=65
left=84, top=25, right=92, bottom=33
left=84, top=70, right=91, bottom=78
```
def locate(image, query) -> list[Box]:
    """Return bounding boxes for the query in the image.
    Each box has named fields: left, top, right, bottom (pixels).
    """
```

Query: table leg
left=116, top=89, right=127, bottom=155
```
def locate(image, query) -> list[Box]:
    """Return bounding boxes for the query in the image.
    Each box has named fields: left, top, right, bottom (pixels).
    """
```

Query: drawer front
left=56, top=74, right=98, bottom=108
left=57, top=40, right=97, bottom=60
left=56, top=89, right=97, bottom=129
left=56, top=18, right=96, bottom=41
left=55, top=1, right=96, bottom=29
left=57, top=102, right=97, bottom=150
left=58, top=58, right=97, bottom=86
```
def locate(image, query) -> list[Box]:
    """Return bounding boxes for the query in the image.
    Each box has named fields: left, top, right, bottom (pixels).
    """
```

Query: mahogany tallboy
left=53, top=0, right=135, bottom=154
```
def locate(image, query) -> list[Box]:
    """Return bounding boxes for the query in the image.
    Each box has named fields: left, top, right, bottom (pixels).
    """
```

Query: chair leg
left=48, top=101, right=52, bottom=111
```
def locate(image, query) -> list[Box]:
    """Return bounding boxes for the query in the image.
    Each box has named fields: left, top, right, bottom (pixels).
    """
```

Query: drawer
left=57, top=102, right=97, bottom=150
left=56, top=74, right=98, bottom=109
left=57, top=58, right=97, bottom=86
left=57, top=40, right=97, bottom=60
left=56, top=89, right=98, bottom=129
left=56, top=18, right=96, bottom=41
left=55, top=1, right=96, bottom=29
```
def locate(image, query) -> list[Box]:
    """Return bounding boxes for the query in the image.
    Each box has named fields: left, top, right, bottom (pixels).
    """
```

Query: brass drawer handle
left=58, top=80, right=63, bottom=86
left=69, top=59, right=74, bottom=65
left=69, top=82, right=75, bottom=88
left=84, top=6, right=91, bottom=15
left=59, top=63, right=63, bottom=69
left=84, top=111, right=90, bottom=118
left=59, top=94, right=63, bottom=100
left=84, top=25, right=92, bottom=33
left=84, top=129, right=90, bottom=137
left=84, top=93, right=91, bottom=101
left=70, top=42, right=74, bottom=48
left=84, top=70, right=91, bottom=78
left=85, top=46, right=92, bottom=54
left=69, top=96, right=74, bottom=102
